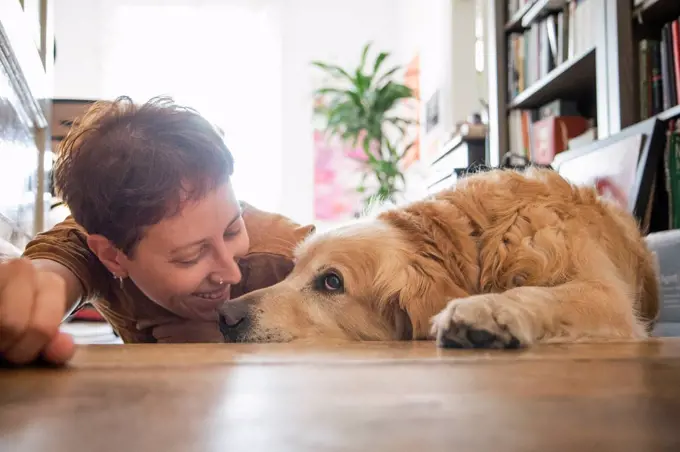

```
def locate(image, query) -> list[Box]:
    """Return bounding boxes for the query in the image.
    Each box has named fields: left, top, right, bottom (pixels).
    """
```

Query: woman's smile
left=192, top=285, right=230, bottom=301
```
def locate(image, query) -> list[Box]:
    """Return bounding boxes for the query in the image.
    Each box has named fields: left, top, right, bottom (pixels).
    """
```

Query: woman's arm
left=22, top=216, right=110, bottom=307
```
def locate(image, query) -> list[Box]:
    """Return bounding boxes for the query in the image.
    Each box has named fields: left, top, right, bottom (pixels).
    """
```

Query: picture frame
left=551, top=117, right=666, bottom=229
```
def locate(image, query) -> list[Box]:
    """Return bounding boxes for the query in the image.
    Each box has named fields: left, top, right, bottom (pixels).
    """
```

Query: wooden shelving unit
left=483, top=0, right=680, bottom=235
left=630, top=0, right=680, bottom=127
left=508, top=47, right=596, bottom=110
left=634, top=0, right=680, bottom=25
left=520, top=0, right=568, bottom=28
left=485, top=0, right=636, bottom=164
left=504, top=1, right=535, bottom=33
left=659, top=104, right=680, bottom=122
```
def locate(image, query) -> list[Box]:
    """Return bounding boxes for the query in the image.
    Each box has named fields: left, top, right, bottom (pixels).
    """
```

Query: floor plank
left=2, top=340, right=680, bottom=452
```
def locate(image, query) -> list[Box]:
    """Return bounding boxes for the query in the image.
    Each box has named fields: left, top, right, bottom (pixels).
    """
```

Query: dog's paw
left=431, top=294, right=534, bottom=349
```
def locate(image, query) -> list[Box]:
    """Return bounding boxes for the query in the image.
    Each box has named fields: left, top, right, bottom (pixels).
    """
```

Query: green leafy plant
left=312, top=42, right=417, bottom=207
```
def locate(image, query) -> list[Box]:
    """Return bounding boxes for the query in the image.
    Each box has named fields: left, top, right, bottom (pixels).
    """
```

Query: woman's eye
left=174, top=247, right=207, bottom=266
left=224, top=228, right=241, bottom=239
left=176, top=256, right=201, bottom=266
left=323, top=272, right=343, bottom=292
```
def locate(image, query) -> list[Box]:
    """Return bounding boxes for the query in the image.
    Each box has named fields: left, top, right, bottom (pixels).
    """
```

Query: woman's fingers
left=3, top=272, right=67, bottom=364
left=0, top=260, right=37, bottom=353
left=0, top=259, right=73, bottom=365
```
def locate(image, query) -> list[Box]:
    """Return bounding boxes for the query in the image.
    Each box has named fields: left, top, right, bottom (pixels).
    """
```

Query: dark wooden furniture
left=50, top=99, right=97, bottom=157
left=2, top=341, right=680, bottom=451
left=486, top=0, right=637, bottom=164
left=428, top=134, right=487, bottom=194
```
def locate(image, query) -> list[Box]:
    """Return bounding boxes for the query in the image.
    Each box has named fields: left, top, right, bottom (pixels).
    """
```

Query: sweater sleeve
left=21, top=216, right=109, bottom=302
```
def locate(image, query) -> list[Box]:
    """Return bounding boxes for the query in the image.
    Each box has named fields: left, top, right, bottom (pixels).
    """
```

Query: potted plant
left=312, top=42, right=417, bottom=208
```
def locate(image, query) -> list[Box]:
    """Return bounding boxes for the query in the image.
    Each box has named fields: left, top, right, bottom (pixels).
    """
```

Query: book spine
left=670, top=128, right=680, bottom=229
left=666, top=23, right=677, bottom=108
left=568, top=1, right=576, bottom=59
left=661, top=26, right=671, bottom=112
left=561, top=4, right=570, bottom=62
left=651, top=41, right=664, bottom=115
left=557, top=11, right=564, bottom=65
left=673, top=19, right=680, bottom=105
left=640, top=40, right=649, bottom=120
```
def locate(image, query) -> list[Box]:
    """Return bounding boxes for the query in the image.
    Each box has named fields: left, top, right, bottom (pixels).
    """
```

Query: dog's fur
left=219, top=167, right=660, bottom=348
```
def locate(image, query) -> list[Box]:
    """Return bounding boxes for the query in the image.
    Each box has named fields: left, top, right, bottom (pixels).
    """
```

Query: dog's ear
left=392, top=296, right=413, bottom=340
left=393, top=264, right=469, bottom=340
left=295, top=224, right=316, bottom=241
left=390, top=265, right=443, bottom=339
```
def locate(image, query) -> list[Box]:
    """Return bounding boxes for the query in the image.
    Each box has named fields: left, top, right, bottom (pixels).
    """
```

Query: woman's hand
left=0, top=258, right=76, bottom=365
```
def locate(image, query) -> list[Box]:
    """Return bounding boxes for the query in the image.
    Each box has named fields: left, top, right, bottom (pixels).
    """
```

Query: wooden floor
left=2, top=340, right=680, bottom=451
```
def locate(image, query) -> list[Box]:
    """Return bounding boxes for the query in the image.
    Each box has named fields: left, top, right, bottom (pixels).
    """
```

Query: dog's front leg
left=430, top=280, right=647, bottom=349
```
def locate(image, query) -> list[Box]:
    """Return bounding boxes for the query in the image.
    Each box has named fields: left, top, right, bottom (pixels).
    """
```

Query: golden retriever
left=219, top=167, right=660, bottom=348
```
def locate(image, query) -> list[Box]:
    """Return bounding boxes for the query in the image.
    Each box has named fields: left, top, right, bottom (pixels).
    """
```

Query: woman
left=0, top=97, right=315, bottom=366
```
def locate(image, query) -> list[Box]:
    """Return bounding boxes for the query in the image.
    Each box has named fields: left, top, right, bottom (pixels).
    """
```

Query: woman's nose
left=213, top=248, right=242, bottom=285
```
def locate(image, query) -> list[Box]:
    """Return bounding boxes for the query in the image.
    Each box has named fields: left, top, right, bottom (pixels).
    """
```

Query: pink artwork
left=555, top=134, right=642, bottom=212
left=313, top=129, right=369, bottom=221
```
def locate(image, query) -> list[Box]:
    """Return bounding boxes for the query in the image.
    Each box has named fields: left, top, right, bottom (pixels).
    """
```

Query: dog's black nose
left=220, top=299, right=249, bottom=327
left=218, top=298, right=252, bottom=342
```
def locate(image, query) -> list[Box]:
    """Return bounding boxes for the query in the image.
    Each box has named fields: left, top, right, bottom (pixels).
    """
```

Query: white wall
left=54, top=0, right=286, bottom=217
left=53, top=0, right=105, bottom=100
left=416, top=0, right=481, bottom=164
left=54, top=0, right=411, bottom=227
left=53, top=0, right=478, bottom=227
left=278, top=0, right=409, bottom=225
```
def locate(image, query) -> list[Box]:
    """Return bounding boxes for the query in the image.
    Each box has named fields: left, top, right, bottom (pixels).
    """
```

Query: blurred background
left=3, top=0, right=680, bottom=339
left=1, top=0, right=492, bottom=241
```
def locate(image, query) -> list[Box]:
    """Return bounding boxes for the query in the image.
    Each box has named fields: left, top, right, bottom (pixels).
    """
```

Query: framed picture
left=51, top=99, right=98, bottom=143
left=551, top=117, right=665, bottom=229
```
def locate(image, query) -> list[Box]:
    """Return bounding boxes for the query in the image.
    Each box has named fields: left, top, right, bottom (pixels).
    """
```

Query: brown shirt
left=22, top=202, right=314, bottom=343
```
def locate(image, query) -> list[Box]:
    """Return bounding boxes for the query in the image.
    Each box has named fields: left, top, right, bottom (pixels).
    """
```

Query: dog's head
left=218, top=219, right=444, bottom=343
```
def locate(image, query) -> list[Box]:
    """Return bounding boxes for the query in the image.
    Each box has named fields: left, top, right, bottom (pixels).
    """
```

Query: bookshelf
left=505, top=1, right=534, bottom=33
left=630, top=0, right=680, bottom=231
left=633, top=0, right=680, bottom=125
left=520, top=0, right=569, bottom=28
left=486, top=0, right=636, bottom=164
left=659, top=104, right=680, bottom=122
left=485, top=0, right=680, bottom=230
left=634, top=0, right=680, bottom=24
left=508, top=47, right=595, bottom=110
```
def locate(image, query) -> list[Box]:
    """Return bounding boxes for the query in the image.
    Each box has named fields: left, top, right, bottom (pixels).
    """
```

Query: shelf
left=521, top=0, right=568, bottom=28
left=508, top=47, right=596, bottom=110
left=626, top=105, right=680, bottom=131
left=505, top=1, right=536, bottom=33
left=634, top=0, right=680, bottom=26
left=657, top=104, right=680, bottom=121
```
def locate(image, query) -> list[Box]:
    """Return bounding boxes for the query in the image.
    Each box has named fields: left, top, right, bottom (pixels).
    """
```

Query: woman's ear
left=86, top=234, right=128, bottom=277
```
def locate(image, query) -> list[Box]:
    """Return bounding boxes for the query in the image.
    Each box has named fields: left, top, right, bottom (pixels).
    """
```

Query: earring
left=114, top=275, right=124, bottom=289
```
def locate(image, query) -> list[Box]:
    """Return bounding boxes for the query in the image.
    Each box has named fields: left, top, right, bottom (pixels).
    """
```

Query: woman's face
left=119, top=181, right=250, bottom=321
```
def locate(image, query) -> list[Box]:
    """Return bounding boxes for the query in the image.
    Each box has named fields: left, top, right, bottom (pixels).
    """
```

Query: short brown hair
left=54, top=96, right=234, bottom=255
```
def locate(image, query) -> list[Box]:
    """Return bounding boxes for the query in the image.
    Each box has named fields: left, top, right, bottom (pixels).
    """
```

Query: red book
left=531, top=116, right=590, bottom=165
left=672, top=20, right=680, bottom=105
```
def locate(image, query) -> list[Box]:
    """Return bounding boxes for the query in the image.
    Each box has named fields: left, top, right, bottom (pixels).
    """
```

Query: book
left=638, top=17, right=680, bottom=120
left=507, top=0, right=594, bottom=101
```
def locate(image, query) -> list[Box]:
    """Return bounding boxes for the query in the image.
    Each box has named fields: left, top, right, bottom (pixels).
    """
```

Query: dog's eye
left=315, top=270, right=344, bottom=293
left=324, top=273, right=343, bottom=291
